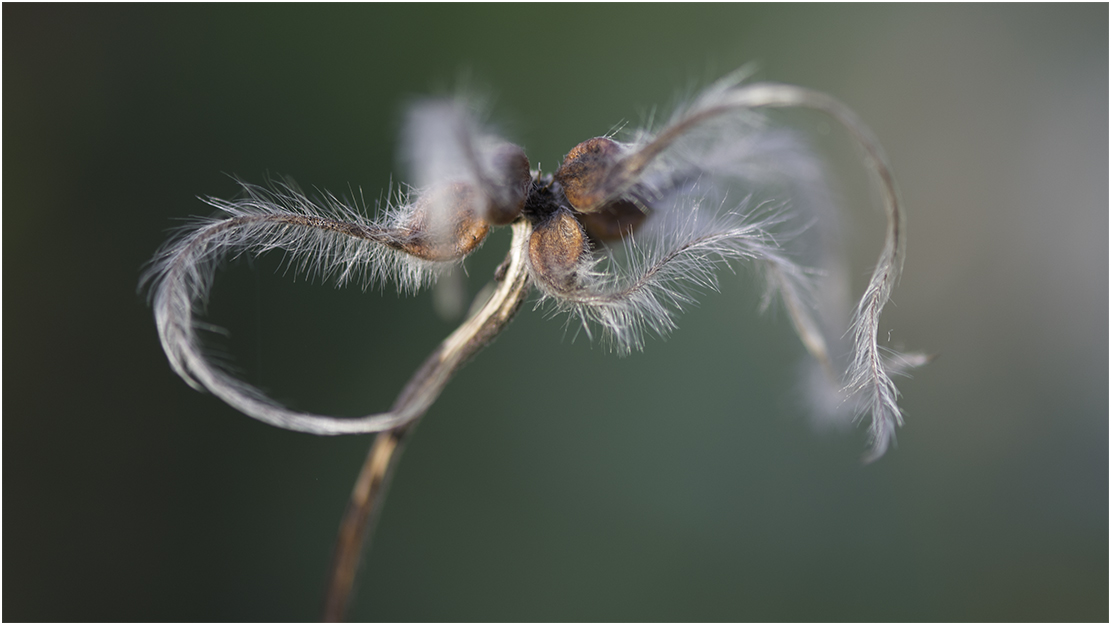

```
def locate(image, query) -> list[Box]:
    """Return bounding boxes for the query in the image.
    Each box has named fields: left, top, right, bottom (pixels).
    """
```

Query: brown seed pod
left=578, top=198, right=648, bottom=242
left=528, top=207, right=588, bottom=291
left=399, top=181, right=491, bottom=261
left=483, top=143, right=531, bottom=225
left=553, top=136, right=624, bottom=213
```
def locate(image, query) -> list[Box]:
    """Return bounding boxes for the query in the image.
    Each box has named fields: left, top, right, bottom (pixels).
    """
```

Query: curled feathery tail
left=558, top=71, right=926, bottom=460
left=141, top=179, right=455, bottom=434
left=529, top=193, right=810, bottom=355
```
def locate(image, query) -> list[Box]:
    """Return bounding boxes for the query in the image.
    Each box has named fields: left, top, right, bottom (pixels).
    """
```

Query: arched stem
left=321, top=219, right=533, bottom=621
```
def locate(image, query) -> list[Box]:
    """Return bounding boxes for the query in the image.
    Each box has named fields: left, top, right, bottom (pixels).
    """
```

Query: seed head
left=401, top=181, right=491, bottom=261
left=554, top=136, right=626, bottom=212
left=483, top=143, right=531, bottom=225
left=578, top=198, right=648, bottom=242
left=528, top=207, right=588, bottom=291
left=143, top=70, right=925, bottom=461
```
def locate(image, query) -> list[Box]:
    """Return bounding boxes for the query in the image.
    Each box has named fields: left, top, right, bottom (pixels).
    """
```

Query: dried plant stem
left=322, top=219, right=533, bottom=622
left=322, top=426, right=410, bottom=622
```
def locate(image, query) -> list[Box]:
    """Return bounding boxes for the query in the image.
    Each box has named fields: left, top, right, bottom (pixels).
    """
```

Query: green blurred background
left=5, top=4, right=1106, bottom=621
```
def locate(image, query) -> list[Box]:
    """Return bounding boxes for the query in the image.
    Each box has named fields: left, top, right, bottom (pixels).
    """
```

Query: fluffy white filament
left=530, top=194, right=812, bottom=356
left=401, top=96, right=523, bottom=232
left=142, top=179, right=453, bottom=434
left=535, top=72, right=923, bottom=460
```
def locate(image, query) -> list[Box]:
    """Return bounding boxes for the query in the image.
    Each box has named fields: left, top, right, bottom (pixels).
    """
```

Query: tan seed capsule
left=553, top=137, right=623, bottom=213
left=578, top=198, right=648, bottom=242
left=484, top=143, right=531, bottom=225
left=400, top=182, right=490, bottom=261
left=528, top=207, right=587, bottom=291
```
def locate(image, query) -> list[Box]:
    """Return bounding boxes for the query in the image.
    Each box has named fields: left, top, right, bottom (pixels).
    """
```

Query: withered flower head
left=144, top=70, right=925, bottom=462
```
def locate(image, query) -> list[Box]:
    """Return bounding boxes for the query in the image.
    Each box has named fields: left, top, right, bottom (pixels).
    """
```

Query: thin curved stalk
left=616, top=83, right=903, bottom=286
left=322, top=426, right=409, bottom=623
left=322, top=219, right=533, bottom=621
left=146, top=183, right=457, bottom=436
left=608, top=81, right=910, bottom=459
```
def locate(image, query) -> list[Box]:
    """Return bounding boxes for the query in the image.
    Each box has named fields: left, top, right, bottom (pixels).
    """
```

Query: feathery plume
left=541, top=71, right=925, bottom=459
left=141, top=179, right=456, bottom=434
left=145, top=72, right=924, bottom=459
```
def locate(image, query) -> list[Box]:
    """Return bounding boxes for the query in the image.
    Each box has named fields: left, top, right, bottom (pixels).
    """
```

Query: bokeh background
left=6, top=4, right=1106, bottom=622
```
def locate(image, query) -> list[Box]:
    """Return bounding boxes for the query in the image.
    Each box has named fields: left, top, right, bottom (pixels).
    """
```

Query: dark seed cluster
left=398, top=136, right=651, bottom=292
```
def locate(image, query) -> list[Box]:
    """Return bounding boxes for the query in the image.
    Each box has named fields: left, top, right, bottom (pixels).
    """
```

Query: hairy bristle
left=538, top=71, right=925, bottom=460
left=140, top=178, right=454, bottom=434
